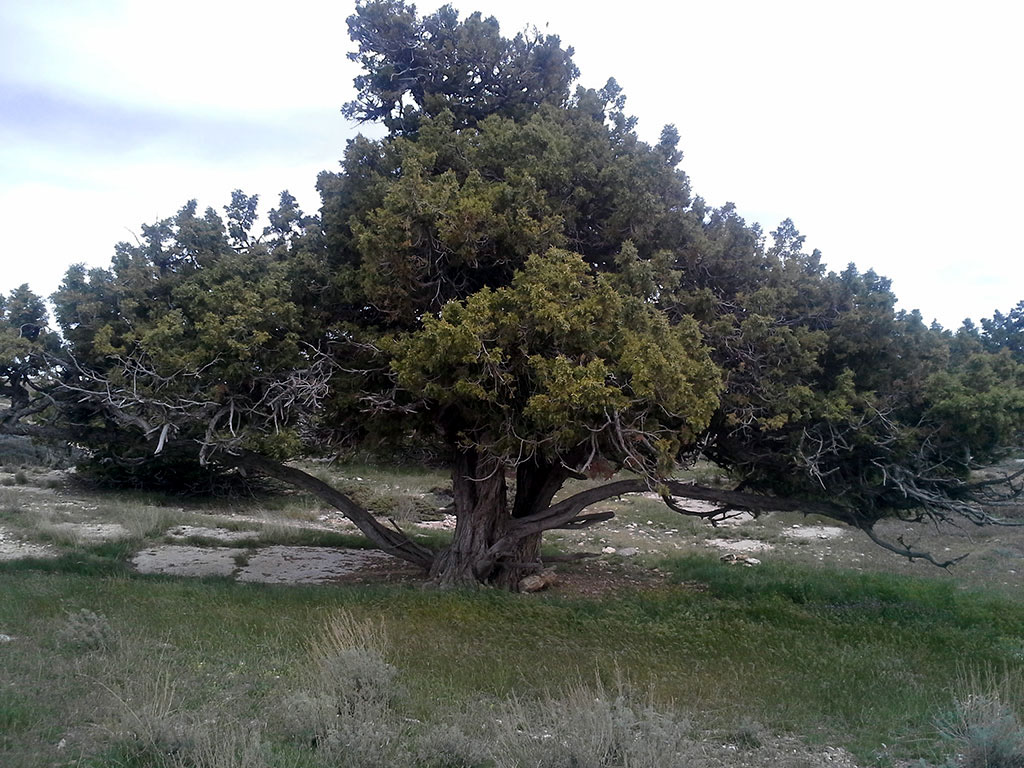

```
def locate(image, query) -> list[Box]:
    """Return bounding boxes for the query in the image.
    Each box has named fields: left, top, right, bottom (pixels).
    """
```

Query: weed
left=277, top=611, right=410, bottom=765
left=938, top=670, right=1024, bottom=768
left=36, top=473, right=64, bottom=489
left=489, top=679, right=694, bottom=768
left=14, top=469, right=28, bottom=485
left=0, top=488, right=23, bottom=513
left=101, top=670, right=194, bottom=760
left=57, top=608, right=116, bottom=651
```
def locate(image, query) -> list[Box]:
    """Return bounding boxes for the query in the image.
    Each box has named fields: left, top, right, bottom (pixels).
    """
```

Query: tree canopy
left=3, top=0, right=1023, bottom=587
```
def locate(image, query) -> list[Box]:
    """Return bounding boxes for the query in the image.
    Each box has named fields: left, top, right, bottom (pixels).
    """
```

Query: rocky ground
left=2, top=464, right=1022, bottom=598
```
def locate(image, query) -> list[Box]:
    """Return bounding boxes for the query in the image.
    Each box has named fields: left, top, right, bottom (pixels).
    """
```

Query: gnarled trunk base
left=430, top=450, right=546, bottom=589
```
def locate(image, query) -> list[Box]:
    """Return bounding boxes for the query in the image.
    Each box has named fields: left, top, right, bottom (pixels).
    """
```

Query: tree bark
left=430, top=448, right=510, bottom=586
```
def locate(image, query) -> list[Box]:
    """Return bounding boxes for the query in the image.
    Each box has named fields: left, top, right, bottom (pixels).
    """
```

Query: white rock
left=618, top=547, right=639, bottom=557
left=601, top=546, right=617, bottom=554
left=0, top=634, right=12, bottom=642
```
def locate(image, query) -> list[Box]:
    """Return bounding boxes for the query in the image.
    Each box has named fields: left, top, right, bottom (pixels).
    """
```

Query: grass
left=3, top=458, right=1024, bottom=765
left=1, top=554, right=1023, bottom=766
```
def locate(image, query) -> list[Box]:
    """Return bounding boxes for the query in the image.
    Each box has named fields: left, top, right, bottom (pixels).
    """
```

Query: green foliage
left=980, top=301, right=1024, bottom=363
left=390, top=248, right=719, bottom=465
left=48, top=197, right=317, bottom=490
left=925, top=351, right=1024, bottom=462
left=344, top=0, right=579, bottom=133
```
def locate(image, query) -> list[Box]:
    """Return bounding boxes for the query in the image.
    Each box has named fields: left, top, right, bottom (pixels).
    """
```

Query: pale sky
left=1, top=0, right=1021, bottom=329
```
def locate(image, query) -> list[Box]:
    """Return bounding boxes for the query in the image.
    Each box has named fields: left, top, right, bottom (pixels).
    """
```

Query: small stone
left=617, top=547, right=639, bottom=557
left=0, top=634, right=12, bottom=642
left=601, top=546, right=617, bottom=554
left=743, top=557, right=761, bottom=566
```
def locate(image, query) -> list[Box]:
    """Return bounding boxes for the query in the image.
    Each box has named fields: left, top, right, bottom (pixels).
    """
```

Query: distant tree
left=3, top=0, right=1023, bottom=586
left=0, top=285, right=59, bottom=437
left=980, top=301, right=1024, bottom=363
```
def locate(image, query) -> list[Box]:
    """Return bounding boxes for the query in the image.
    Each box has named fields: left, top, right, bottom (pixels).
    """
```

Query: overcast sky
left=1, top=0, right=1021, bottom=329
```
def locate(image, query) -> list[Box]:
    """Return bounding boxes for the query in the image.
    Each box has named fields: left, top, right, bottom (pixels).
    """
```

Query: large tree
left=5, top=1, right=1024, bottom=587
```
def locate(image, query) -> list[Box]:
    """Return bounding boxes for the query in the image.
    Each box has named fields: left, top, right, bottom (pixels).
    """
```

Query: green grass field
left=1, top=461, right=1024, bottom=766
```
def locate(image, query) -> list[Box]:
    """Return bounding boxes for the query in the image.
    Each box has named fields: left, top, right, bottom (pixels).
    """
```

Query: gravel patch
left=416, top=515, right=456, bottom=531
left=0, top=526, right=56, bottom=560
left=705, top=538, right=775, bottom=553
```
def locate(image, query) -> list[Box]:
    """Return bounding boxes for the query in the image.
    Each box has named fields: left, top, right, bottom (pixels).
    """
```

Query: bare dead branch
left=858, top=524, right=969, bottom=569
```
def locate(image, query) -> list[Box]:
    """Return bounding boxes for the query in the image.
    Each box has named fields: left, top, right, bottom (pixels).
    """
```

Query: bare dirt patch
left=551, top=558, right=688, bottom=598
left=782, top=524, right=846, bottom=540
left=166, top=525, right=259, bottom=543
left=47, top=522, right=132, bottom=542
left=705, top=538, right=775, bottom=554
left=0, top=526, right=55, bottom=560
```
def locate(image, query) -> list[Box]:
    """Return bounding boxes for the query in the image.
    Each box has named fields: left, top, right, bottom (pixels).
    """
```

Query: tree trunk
left=431, top=448, right=510, bottom=587
left=431, top=452, right=570, bottom=589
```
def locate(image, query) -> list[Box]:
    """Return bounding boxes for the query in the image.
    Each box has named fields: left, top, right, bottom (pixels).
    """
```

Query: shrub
left=938, top=671, right=1024, bottom=768
left=277, top=611, right=410, bottom=765
left=57, top=609, right=115, bottom=651
left=488, top=679, right=694, bottom=768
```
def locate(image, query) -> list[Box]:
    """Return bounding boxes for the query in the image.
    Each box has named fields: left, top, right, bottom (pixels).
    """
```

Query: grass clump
left=938, top=670, right=1024, bottom=768
left=57, top=608, right=115, bottom=651
left=277, top=611, right=405, bottom=763
left=488, top=680, right=694, bottom=768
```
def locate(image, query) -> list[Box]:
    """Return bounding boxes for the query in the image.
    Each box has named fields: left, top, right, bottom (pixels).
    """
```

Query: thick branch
left=552, top=511, right=615, bottom=529
left=483, top=476, right=868, bottom=572
left=216, top=449, right=435, bottom=569
left=660, top=480, right=856, bottom=522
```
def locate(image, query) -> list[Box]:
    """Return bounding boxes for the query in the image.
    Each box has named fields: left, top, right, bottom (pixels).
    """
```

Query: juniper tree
left=4, top=1, right=1023, bottom=587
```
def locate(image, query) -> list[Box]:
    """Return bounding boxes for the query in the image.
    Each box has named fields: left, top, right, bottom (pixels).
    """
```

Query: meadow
left=2, top=451, right=1024, bottom=767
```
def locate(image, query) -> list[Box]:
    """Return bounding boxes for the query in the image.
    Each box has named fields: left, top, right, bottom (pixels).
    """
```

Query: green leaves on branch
left=390, top=249, right=720, bottom=465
